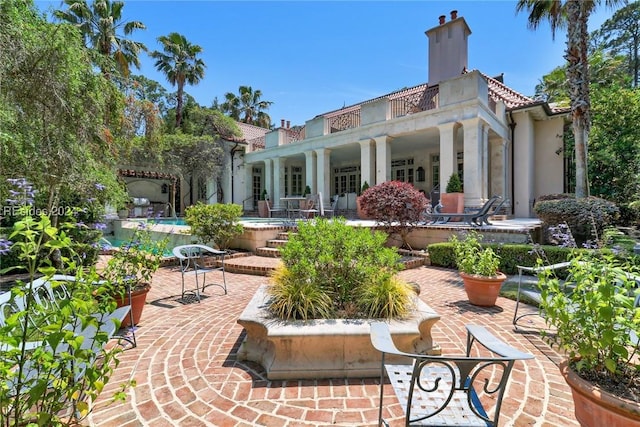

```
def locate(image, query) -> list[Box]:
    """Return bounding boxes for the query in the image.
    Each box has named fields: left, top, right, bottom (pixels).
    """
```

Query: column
left=481, top=124, right=490, bottom=201
left=438, top=122, right=456, bottom=191
left=513, top=111, right=535, bottom=217
left=264, top=158, right=273, bottom=201
left=305, top=150, right=317, bottom=194
left=359, top=139, right=374, bottom=189
left=374, top=136, right=390, bottom=185
left=461, top=117, right=483, bottom=208
left=272, top=157, right=283, bottom=202
left=315, top=148, right=331, bottom=200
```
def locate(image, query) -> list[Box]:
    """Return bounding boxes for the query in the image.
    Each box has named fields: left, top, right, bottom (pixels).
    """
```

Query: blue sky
left=37, top=1, right=618, bottom=127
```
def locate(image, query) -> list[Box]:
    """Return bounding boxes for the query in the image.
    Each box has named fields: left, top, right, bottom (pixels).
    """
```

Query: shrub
left=445, top=173, right=463, bottom=193
left=185, top=202, right=244, bottom=250
left=268, top=218, right=413, bottom=320
left=534, top=194, right=619, bottom=245
left=358, top=181, right=428, bottom=249
left=450, top=231, right=500, bottom=277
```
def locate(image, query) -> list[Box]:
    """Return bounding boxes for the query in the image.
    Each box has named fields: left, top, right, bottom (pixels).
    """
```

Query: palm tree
left=151, top=32, right=206, bottom=129
left=516, top=0, right=621, bottom=198
left=55, top=0, right=146, bottom=78
left=221, top=86, right=273, bottom=128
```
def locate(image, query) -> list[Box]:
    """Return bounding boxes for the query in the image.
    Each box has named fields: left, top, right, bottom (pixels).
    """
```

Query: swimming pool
left=151, top=217, right=282, bottom=226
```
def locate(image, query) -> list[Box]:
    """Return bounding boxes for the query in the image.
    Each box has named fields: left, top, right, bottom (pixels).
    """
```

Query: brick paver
left=86, top=261, right=578, bottom=426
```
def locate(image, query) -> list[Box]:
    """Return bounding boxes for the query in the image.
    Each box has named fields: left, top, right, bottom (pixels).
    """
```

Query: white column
left=305, top=150, right=317, bottom=194
left=513, top=111, right=535, bottom=217
left=359, top=139, right=374, bottom=188
left=272, top=157, right=283, bottom=202
left=374, top=136, right=390, bottom=184
left=314, top=148, right=331, bottom=199
left=481, top=124, right=489, bottom=201
left=438, top=122, right=456, bottom=191
left=263, top=159, right=273, bottom=201
left=462, top=117, right=483, bottom=208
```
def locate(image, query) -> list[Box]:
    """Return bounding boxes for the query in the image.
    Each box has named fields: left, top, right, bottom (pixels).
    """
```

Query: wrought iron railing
left=327, top=110, right=361, bottom=133
left=284, top=126, right=305, bottom=144
left=390, top=86, right=439, bottom=118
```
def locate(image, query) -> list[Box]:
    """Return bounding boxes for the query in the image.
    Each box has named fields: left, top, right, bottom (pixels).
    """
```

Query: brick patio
left=86, top=260, right=578, bottom=427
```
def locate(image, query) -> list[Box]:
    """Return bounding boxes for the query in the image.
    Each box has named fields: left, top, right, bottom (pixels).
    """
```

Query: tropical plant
left=55, top=0, right=147, bottom=79
left=184, top=202, right=244, bottom=250
left=516, top=0, right=624, bottom=198
left=220, top=85, right=273, bottom=128
left=450, top=231, right=501, bottom=277
left=151, top=32, right=206, bottom=129
left=445, top=173, right=463, bottom=193
left=100, top=222, right=168, bottom=297
left=268, top=218, right=414, bottom=320
left=537, top=252, right=640, bottom=403
left=0, top=205, right=130, bottom=426
left=358, top=181, right=428, bottom=249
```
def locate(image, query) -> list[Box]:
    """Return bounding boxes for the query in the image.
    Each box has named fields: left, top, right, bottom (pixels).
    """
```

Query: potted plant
left=357, top=181, right=371, bottom=219
left=258, top=189, right=270, bottom=218
left=537, top=253, right=640, bottom=426
left=441, top=173, right=464, bottom=219
left=101, top=222, right=168, bottom=326
left=450, top=230, right=506, bottom=306
left=301, top=185, right=313, bottom=210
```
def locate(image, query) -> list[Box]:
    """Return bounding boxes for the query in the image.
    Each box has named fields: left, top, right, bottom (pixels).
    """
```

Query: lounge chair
left=425, top=195, right=501, bottom=226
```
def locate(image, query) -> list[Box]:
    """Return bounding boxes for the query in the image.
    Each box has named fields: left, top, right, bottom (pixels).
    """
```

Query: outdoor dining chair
left=370, top=322, right=533, bottom=426
left=172, top=244, right=227, bottom=302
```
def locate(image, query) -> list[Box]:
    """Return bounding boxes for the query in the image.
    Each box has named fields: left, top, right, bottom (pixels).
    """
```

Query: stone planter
left=257, top=200, right=269, bottom=218
left=561, top=359, right=640, bottom=427
left=237, top=285, right=441, bottom=380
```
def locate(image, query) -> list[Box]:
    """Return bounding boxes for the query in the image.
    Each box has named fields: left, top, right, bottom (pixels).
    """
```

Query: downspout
left=230, top=142, right=242, bottom=204
left=507, top=111, right=516, bottom=216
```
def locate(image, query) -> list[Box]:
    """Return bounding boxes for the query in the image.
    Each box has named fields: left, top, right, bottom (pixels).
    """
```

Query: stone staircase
left=255, top=231, right=291, bottom=258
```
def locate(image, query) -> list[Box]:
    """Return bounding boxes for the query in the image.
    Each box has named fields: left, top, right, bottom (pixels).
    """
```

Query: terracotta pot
left=459, top=271, right=506, bottom=307
left=257, top=200, right=269, bottom=218
left=440, top=193, right=464, bottom=221
left=560, top=360, right=640, bottom=427
left=356, top=197, right=370, bottom=219
left=114, top=284, right=150, bottom=327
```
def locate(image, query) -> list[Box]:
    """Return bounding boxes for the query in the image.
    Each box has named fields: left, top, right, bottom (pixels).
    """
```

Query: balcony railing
left=284, top=126, right=305, bottom=144
left=390, top=86, right=439, bottom=118
left=327, top=110, right=361, bottom=133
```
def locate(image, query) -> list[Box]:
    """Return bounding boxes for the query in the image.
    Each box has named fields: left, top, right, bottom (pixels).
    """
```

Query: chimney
left=425, top=12, right=471, bottom=86
left=286, top=120, right=290, bottom=129
left=280, top=119, right=285, bottom=128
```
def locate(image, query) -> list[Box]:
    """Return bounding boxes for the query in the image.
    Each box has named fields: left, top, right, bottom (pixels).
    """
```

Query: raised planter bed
left=237, top=285, right=441, bottom=380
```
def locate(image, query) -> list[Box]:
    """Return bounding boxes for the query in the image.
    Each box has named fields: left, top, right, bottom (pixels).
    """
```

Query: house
left=219, top=10, right=570, bottom=218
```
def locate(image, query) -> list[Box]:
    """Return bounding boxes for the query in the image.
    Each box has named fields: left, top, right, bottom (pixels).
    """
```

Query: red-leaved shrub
left=358, top=181, right=429, bottom=249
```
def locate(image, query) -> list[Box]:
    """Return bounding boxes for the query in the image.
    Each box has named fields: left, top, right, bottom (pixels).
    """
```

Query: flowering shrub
left=358, top=181, right=428, bottom=249
left=184, top=202, right=244, bottom=250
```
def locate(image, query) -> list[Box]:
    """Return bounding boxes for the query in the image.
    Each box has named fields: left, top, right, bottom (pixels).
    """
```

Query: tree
left=0, top=0, right=126, bottom=215
left=516, top=0, right=623, bottom=199
left=54, top=0, right=146, bottom=79
left=591, top=1, right=640, bottom=87
left=221, top=85, right=273, bottom=128
left=151, top=32, right=206, bottom=129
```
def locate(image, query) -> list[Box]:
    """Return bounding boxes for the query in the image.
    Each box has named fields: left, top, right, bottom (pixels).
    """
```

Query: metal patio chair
left=173, top=244, right=227, bottom=302
left=370, top=322, right=533, bottom=426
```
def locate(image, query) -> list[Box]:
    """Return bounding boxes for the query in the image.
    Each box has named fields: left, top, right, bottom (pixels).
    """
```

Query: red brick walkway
left=87, top=263, right=578, bottom=426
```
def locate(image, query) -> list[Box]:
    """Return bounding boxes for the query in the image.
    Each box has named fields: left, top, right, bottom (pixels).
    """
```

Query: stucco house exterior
left=217, top=11, right=570, bottom=219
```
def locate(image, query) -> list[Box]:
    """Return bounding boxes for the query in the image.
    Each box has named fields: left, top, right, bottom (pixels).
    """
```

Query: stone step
left=255, top=247, right=281, bottom=258
left=267, top=239, right=288, bottom=248
left=277, top=231, right=293, bottom=240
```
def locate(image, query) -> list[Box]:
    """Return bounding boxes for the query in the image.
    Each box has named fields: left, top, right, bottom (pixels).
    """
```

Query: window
left=333, top=165, right=361, bottom=195
left=431, top=155, right=440, bottom=188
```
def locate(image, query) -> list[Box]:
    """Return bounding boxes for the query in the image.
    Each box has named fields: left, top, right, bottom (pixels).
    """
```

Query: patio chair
left=266, top=201, right=286, bottom=218
left=322, top=194, right=339, bottom=218
left=370, top=322, right=533, bottom=427
left=474, top=197, right=509, bottom=226
left=173, top=244, right=227, bottom=302
left=299, top=194, right=319, bottom=219
left=425, top=195, right=501, bottom=226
